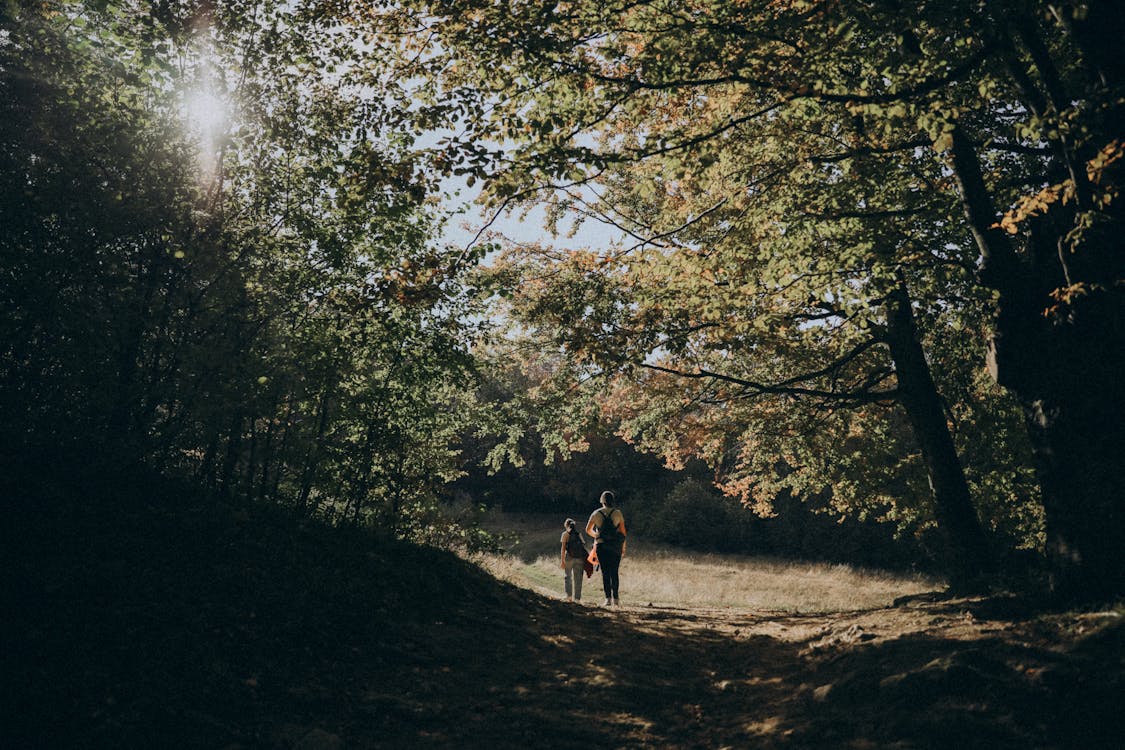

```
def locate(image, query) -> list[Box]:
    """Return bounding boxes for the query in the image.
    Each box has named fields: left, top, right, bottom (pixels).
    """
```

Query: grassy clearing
left=477, top=512, right=940, bottom=613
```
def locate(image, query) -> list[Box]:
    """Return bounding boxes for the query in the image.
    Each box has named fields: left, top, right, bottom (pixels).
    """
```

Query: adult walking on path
left=586, top=491, right=627, bottom=606
left=559, top=518, right=588, bottom=602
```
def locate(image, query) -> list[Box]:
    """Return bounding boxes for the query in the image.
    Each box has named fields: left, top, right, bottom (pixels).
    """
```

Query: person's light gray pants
left=563, top=557, right=585, bottom=599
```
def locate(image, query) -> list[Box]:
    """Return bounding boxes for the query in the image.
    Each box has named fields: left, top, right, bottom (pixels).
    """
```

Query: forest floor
left=4, top=482, right=1123, bottom=749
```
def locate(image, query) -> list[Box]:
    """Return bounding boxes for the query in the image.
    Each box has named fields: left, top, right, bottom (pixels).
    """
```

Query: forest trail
left=563, top=597, right=1113, bottom=748
left=8, top=497, right=1123, bottom=750
left=346, top=590, right=1124, bottom=749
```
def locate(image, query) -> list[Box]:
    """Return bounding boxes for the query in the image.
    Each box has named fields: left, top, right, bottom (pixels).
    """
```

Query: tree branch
left=640, top=346, right=898, bottom=406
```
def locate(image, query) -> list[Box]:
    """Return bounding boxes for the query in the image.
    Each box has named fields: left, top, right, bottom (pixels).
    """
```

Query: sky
left=442, top=195, right=627, bottom=257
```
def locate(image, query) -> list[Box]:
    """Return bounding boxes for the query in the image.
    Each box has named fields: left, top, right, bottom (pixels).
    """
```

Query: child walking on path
left=560, top=518, right=588, bottom=601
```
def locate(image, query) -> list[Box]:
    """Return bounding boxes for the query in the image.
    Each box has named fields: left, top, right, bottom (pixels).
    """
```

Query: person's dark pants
left=597, top=545, right=621, bottom=600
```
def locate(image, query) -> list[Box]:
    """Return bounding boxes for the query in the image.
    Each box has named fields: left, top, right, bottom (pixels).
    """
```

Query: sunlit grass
left=476, top=512, right=940, bottom=613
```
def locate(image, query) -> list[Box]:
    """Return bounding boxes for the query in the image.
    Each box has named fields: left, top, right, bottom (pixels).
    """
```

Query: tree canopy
left=362, top=0, right=1124, bottom=595
left=1, top=1, right=492, bottom=539
left=4, top=0, right=1121, bottom=595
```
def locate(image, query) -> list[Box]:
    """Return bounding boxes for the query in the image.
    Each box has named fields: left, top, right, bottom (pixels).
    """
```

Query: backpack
left=597, top=508, right=622, bottom=549
left=565, top=529, right=586, bottom=558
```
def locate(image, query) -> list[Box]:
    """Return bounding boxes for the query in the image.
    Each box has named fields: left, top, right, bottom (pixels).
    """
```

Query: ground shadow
left=5, top=493, right=1122, bottom=749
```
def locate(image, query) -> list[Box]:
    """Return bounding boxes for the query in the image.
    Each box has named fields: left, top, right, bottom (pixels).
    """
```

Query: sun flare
left=184, top=88, right=228, bottom=136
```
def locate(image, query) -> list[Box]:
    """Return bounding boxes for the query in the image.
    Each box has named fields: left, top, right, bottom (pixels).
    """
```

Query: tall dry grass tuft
left=474, top=512, right=939, bottom=612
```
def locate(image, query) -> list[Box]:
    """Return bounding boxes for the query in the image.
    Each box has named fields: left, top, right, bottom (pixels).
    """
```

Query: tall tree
left=366, top=0, right=1119, bottom=593
left=1, top=1, right=492, bottom=538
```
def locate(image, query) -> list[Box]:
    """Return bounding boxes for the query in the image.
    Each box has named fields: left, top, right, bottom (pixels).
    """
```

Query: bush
left=640, top=479, right=756, bottom=553
left=634, top=478, right=935, bottom=571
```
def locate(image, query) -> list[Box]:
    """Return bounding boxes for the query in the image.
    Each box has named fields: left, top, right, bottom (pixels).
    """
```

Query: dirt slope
left=4, top=487, right=1122, bottom=749
left=363, top=595, right=1123, bottom=750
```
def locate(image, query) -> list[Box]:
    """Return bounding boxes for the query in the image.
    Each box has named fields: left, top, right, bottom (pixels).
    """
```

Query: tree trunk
left=949, top=126, right=1125, bottom=599
left=218, top=413, right=243, bottom=500
left=884, top=283, right=992, bottom=583
left=296, top=390, right=331, bottom=517
left=243, top=417, right=259, bottom=504
left=198, top=427, right=221, bottom=496
left=258, top=411, right=276, bottom=503
left=1047, top=0, right=1125, bottom=90
left=349, top=422, right=383, bottom=523
left=270, top=398, right=297, bottom=502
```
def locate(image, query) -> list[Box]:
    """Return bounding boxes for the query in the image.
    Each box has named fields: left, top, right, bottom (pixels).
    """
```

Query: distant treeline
left=457, top=435, right=934, bottom=572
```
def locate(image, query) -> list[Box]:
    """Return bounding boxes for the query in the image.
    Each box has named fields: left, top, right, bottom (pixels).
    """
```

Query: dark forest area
left=3, top=1, right=1124, bottom=747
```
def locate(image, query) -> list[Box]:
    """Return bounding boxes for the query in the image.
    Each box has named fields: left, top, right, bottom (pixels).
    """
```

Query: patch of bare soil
left=600, top=597, right=1124, bottom=749
left=337, top=593, right=1123, bottom=750
left=6, top=490, right=1122, bottom=749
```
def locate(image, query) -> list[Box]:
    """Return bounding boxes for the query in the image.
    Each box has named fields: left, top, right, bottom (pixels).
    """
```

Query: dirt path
left=599, top=597, right=1122, bottom=749
left=341, top=593, right=1123, bottom=749
left=10, top=497, right=1121, bottom=749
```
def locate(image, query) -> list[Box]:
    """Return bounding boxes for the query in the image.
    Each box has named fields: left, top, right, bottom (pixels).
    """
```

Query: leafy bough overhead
left=361, top=0, right=1122, bottom=595
left=0, top=1, right=494, bottom=541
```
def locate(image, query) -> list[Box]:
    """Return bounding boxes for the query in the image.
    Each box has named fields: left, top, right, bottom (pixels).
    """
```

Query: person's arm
left=617, top=512, right=628, bottom=555
left=560, top=532, right=568, bottom=568
left=585, top=514, right=598, bottom=539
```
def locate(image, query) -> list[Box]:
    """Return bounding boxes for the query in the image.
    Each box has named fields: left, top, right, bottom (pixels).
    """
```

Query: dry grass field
left=477, top=512, right=939, bottom=612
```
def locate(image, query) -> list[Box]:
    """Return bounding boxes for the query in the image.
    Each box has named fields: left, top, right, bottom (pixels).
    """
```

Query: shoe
left=613, top=598, right=620, bottom=606
left=603, top=598, right=612, bottom=606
